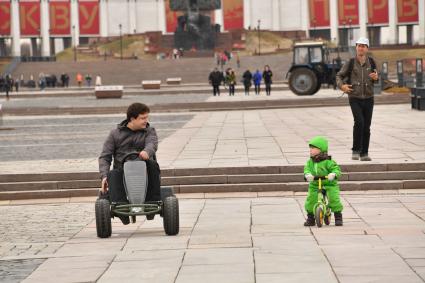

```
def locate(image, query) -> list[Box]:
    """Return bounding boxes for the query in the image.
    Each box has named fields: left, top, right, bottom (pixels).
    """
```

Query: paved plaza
left=0, top=192, right=424, bottom=283
left=0, top=102, right=424, bottom=174
left=1, top=86, right=424, bottom=282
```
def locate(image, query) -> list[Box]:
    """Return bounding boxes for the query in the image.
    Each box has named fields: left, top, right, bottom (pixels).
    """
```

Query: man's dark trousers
left=107, top=159, right=161, bottom=203
left=349, top=97, right=374, bottom=156
left=213, top=85, right=220, bottom=96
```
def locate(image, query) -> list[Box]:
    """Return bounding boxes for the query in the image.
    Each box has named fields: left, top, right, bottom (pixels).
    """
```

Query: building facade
left=0, top=0, right=424, bottom=56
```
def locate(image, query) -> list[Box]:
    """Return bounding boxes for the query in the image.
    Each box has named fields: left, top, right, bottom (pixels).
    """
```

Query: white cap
left=355, top=37, right=369, bottom=47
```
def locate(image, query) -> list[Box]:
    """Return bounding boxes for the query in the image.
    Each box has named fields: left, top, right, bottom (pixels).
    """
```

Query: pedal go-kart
left=95, top=152, right=179, bottom=238
left=313, top=176, right=331, bottom=228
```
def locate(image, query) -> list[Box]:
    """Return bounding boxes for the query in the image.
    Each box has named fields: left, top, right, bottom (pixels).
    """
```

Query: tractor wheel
left=289, top=68, right=319, bottom=95
left=95, top=198, right=112, bottom=238
left=315, top=206, right=324, bottom=228
left=163, top=196, right=179, bottom=236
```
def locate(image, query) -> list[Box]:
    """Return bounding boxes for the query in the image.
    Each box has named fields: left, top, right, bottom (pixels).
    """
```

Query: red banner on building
left=165, top=0, right=182, bottom=33
left=50, top=1, right=71, bottom=36
left=397, top=0, right=418, bottom=24
left=0, top=0, right=11, bottom=36
left=223, top=0, right=243, bottom=30
left=79, top=0, right=99, bottom=35
left=309, top=0, right=330, bottom=28
left=20, top=0, right=41, bottom=36
left=338, top=0, right=359, bottom=26
left=367, top=0, right=388, bottom=25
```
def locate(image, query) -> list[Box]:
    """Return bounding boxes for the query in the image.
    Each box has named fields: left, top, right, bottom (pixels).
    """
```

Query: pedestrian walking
left=263, top=65, right=273, bottom=96
left=242, top=69, right=252, bottom=96
left=225, top=68, right=236, bottom=96
left=95, top=75, right=102, bottom=86
left=208, top=68, right=224, bottom=96
left=336, top=37, right=379, bottom=161
left=76, top=73, right=83, bottom=87
left=85, top=74, right=92, bottom=87
left=253, top=69, right=262, bottom=95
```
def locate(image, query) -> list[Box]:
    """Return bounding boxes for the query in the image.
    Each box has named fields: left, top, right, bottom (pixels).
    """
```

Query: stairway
left=1, top=163, right=424, bottom=200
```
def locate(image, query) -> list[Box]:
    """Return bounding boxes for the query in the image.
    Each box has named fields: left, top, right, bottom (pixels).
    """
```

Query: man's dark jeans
left=265, top=83, right=271, bottom=95
left=212, top=85, right=220, bottom=96
left=107, top=159, right=161, bottom=203
left=254, top=84, right=260, bottom=94
left=349, top=97, right=374, bottom=156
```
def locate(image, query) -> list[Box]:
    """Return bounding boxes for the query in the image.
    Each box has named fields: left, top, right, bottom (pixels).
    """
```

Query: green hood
left=309, top=136, right=328, bottom=152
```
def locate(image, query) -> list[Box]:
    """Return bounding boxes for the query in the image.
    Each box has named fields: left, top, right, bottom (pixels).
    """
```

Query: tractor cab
left=293, top=42, right=325, bottom=65
left=287, top=41, right=342, bottom=95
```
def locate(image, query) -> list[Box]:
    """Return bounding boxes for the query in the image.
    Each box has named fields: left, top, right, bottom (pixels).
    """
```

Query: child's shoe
left=334, top=212, right=343, bottom=226
left=304, top=213, right=315, bottom=226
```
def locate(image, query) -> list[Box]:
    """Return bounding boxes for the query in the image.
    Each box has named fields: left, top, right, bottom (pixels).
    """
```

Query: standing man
left=242, top=69, right=252, bottom=96
left=99, top=103, right=161, bottom=224
left=253, top=69, right=262, bottom=95
left=262, top=65, right=273, bottom=96
left=208, top=68, right=223, bottom=96
left=336, top=37, right=379, bottom=161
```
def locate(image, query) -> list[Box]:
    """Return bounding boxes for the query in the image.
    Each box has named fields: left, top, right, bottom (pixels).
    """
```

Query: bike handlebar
left=314, top=176, right=328, bottom=180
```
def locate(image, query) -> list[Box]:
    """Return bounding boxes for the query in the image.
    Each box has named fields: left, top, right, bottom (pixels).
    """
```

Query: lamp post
left=348, top=18, right=353, bottom=43
left=311, top=18, right=316, bottom=39
left=257, top=19, right=261, bottom=56
left=72, top=25, right=77, bottom=62
left=119, top=24, right=123, bottom=60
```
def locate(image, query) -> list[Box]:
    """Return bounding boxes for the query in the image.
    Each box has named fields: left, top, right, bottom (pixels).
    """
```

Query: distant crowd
left=208, top=65, right=273, bottom=96
left=0, top=72, right=103, bottom=99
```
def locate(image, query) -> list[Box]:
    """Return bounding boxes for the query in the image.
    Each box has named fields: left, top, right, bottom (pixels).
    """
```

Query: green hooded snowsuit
left=304, top=136, right=343, bottom=214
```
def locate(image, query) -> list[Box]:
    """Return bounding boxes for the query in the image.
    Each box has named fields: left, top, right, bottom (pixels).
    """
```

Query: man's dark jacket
left=99, top=120, right=158, bottom=179
left=209, top=71, right=223, bottom=86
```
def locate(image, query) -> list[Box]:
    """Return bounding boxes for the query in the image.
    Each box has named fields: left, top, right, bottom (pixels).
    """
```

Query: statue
left=171, top=0, right=221, bottom=50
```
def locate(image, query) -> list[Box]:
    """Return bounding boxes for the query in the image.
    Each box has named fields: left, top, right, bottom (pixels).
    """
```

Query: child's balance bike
left=95, top=152, right=179, bottom=238
left=313, top=176, right=331, bottom=228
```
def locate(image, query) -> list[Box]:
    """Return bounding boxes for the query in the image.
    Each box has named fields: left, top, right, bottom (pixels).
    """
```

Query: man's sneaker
left=352, top=151, right=360, bottom=160
left=360, top=155, right=372, bottom=161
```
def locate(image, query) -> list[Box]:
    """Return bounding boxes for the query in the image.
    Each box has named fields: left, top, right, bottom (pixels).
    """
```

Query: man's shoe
left=304, top=213, right=315, bottom=226
left=146, top=214, right=155, bottom=220
left=352, top=151, right=360, bottom=160
left=118, top=216, right=130, bottom=225
left=334, top=212, right=343, bottom=226
left=360, top=155, right=372, bottom=161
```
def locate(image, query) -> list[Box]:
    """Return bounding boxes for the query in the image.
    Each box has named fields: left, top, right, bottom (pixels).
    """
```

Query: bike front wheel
left=315, top=206, right=324, bottom=228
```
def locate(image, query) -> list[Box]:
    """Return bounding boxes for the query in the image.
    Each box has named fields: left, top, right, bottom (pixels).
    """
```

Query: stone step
left=1, top=179, right=424, bottom=200
left=162, top=171, right=425, bottom=186
left=0, top=180, right=99, bottom=192
left=176, top=180, right=425, bottom=194
left=0, top=188, right=97, bottom=200
left=1, top=163, right=424, bottom=183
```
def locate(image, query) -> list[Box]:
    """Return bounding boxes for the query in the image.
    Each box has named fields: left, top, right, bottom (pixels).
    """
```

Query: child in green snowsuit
left=304, top=136, right=344, bottom=226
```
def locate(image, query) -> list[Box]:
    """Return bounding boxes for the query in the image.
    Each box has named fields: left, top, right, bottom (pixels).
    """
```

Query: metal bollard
left=416, top=58, right=423, bottom=87
left=381, top=62, right=388, bottom=90
left=397, top=60, right=404, bottom=87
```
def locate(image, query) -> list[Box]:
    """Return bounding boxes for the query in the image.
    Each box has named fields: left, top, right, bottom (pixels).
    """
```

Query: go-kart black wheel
left=163, top=196, right=179, bottom=235
left=324, top=212, right=330, bottom=226
left=315, top=206, right=323, bottom=228
left=95, top=198, right=112, bottom=238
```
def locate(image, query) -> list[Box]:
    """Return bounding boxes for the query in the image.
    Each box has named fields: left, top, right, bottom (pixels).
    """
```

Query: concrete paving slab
left=2, top=194, right=425, bottom=282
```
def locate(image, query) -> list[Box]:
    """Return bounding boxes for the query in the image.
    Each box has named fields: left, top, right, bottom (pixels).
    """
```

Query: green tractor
left=287, top=41, right=342, bottom=95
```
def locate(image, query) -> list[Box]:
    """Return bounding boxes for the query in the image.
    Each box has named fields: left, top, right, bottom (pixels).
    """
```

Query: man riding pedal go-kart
left=96, top=103, right=179, bottom=238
